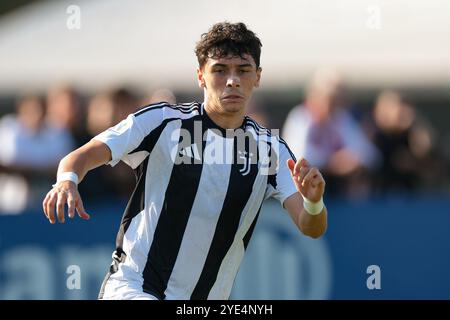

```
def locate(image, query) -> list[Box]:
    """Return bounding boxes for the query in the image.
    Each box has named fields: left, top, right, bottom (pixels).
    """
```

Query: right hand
left=42, top=181, right=90, bottom=224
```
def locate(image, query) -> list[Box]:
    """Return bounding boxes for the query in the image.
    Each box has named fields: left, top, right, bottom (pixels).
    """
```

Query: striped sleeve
left=93, top=103, right=167, bottom=167
left=264, top=137, right=298, bottom=207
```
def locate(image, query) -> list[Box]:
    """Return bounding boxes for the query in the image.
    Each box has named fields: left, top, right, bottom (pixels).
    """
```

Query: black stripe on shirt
left=129, top=118, right=180, bottom=155
left=141, top=115, right=205, bottom=300
left=98, top=156, right=151, bottom=299
left=115, top=157, right=149, bottom=251
left=190, top=134, right=259, bottom=300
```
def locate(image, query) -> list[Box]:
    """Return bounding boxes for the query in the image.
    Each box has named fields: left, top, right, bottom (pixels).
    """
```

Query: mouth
left=221, top=94, right=244, bottom=102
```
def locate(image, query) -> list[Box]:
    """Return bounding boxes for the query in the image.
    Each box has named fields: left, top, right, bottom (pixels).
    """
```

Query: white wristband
left=52, top=172, right=79, bottom=188
left=302, top=195, right=324, bottom=216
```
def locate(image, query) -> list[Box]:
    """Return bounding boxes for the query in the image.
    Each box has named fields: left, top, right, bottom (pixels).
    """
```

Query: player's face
left=197, top=54, right=261, bottom=115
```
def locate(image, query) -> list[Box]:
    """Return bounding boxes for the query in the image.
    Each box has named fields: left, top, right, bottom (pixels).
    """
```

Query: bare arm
left=42, top=139, right=112, bottom=224
left=283, top=158, right=327, bottom=238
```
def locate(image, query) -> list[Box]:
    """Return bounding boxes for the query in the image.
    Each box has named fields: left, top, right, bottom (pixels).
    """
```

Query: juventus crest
left=238, top=150, right=253, bottom=176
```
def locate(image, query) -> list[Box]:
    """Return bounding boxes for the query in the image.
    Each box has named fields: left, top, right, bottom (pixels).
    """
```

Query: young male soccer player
left=42, top=22, right=327, bottom=300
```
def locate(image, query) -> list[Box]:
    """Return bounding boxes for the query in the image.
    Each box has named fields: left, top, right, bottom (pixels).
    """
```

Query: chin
left=221, top=101, right=246, bottom=113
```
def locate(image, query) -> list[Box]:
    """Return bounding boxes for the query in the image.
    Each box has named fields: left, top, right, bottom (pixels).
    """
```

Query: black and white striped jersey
left=95, top=102, right=297, bottom=300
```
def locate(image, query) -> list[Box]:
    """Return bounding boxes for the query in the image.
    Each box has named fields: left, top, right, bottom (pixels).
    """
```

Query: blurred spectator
left=87, top=88, right=139, bottom=137
left=81, top=88, right=139, bottom=201
left=367, top=90, right=445, bottom=193
left=110, top=87, right=140, bottom=124
left=441, top=134, right=450, bottom=193
left=46, top=84, right=90, bottom=147
left=0, top=94, right=74, bottom=213
left=86, top=93, right=116, bottom=136
left=282, top=69, right=380, bottom=197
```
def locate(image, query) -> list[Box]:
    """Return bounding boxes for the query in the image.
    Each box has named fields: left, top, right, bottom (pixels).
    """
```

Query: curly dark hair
left=195, top=22, right=262, bottom=69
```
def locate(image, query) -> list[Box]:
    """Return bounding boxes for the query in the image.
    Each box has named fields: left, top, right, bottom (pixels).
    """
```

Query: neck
left=204, top=102, right=245, bottom=129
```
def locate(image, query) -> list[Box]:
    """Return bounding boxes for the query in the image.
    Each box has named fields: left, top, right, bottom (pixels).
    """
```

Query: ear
left=197, top=67, right=206, bottom=88
left=254, top=67, right=262, bottom=88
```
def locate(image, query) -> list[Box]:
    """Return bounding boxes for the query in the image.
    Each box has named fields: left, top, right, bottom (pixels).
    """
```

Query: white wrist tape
left=302, top=195, right=324, bottom=216
left=52, top=172, right=79, bottom=188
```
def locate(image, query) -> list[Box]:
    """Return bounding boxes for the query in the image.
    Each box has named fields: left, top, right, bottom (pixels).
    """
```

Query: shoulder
left=277, top=136, right=294, bottom=155
left=245, top=116, right=295, bottom=160
left=134, top=101, right=201, bottom=120
left=244, top=115, right=272, bottom=137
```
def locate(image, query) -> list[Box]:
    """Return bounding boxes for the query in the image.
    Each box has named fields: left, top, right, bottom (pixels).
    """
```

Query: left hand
left=287, top=158, right=325, bottom=203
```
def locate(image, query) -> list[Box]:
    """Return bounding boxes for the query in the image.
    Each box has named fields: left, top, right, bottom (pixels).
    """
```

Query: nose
left=226, top=74, right=240, bottom=88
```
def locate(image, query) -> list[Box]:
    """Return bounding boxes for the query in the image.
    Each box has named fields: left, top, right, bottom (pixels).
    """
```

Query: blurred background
left=1, top=0, right=450, bottom=299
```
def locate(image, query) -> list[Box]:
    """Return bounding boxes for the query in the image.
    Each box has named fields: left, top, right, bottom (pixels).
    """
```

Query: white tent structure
left=1, top=0, right=449, bottom=93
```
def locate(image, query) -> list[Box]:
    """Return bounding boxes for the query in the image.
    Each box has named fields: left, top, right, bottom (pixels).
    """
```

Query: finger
left=302, top=168, right=319, bottom=187
left=46, top=192, right=58, bottom=224
left=294, top=158, right=309, bottom=175
left=56, top=191, right=68, bottom=223
left=298, top=166, right=311, bottom=186
left=67, top=192, right=76, bottom=219
left=76, top=199, right=90, bottom=220
left=42, top=193, right=50, bottom=219
left=287, top=159, right=295, bottom=175
left=310, top=174, right=325, bottom=188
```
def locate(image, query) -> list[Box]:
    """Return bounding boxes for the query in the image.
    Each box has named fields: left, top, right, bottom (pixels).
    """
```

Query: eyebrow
left=211, top=63, right=254, bottom=68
